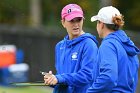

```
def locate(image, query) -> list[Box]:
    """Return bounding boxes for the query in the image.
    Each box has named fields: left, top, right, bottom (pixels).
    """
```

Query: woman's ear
left=101, top=22, right=104, bottom=29
left=61, top=19, right=65, bottom=28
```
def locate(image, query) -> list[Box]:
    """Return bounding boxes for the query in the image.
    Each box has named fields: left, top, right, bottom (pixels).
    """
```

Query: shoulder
left=100, top=38, right=119, bottom=51
left=55, top=40, right=65, bottom=48
left=103, top=37, right=120, bottom=45
left=81, top=38, right=98, bottom=52
left=83, top=38, right=98, bottom=47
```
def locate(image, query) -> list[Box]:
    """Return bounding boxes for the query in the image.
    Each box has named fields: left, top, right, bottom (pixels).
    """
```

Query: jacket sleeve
left=55, top=40, right=98, bottom=87
left=87, top=41, right=118, bottom=93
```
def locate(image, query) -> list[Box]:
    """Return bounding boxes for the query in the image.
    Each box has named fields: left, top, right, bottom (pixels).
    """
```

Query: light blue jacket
left=54, top=33, right=98, bottom=93
left=87, top=30, right=140, bottom=93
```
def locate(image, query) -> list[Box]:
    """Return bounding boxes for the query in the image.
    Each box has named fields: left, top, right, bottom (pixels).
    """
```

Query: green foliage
left=114, top=0, right=140, bottom=31
left=0, top=86, right=52, bottom=93
left=0, top=0, right=139, bottom=31
left=0, top=0, right=100, bottom=29
left=42, top=0, right=99, bottom=29
left=0, top=0, right=29, bottom=24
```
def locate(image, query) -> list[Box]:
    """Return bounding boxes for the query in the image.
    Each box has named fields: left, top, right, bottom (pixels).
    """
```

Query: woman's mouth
left=73, top=28, right=79, bottom=31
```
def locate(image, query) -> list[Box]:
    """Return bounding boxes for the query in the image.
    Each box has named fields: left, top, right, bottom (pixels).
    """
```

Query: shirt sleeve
left=55, top=40, right=98, bottom=87
left=87, top=41, right=118, bottom=93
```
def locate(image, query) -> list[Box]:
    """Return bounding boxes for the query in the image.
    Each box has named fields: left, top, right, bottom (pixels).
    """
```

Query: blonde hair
left=112, top=14, right=124, bottom=27
left=105, top=14, right=125, bottom=31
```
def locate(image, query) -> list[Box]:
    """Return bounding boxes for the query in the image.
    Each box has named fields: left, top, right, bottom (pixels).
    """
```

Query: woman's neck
left=69, top=30, right=85, bottom=40
left=103, top=29, right=114, bottom=38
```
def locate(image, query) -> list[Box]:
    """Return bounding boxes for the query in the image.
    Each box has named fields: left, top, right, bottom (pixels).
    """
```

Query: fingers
left=44, top=71, right=52, bottom=79
left=49, top=71, right=52, bottom=74
left=44, top=74, right=51, bottom=79
left=44, top=75, right=58, bottom=85
left=43, top=71, right=58, bottom=85
left=47, top=76, right=54, bottom=85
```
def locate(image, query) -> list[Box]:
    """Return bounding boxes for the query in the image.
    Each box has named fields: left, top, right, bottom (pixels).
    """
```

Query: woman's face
left=61, top=17, right=84, bottom=39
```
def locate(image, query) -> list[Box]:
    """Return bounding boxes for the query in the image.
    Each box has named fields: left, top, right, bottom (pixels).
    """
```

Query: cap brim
left=65, top=13, right=84, bottom=21
left=91, top=15, right=98, bottom=22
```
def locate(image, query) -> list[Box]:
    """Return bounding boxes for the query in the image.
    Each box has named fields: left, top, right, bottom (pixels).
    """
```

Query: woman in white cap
left=44, top=4, right=98, bottom=93
left=87, top=6, right=140, bottom=93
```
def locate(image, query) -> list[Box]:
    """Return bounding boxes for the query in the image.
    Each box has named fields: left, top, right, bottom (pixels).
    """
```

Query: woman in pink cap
left=44, top=4, right=98, bottom=93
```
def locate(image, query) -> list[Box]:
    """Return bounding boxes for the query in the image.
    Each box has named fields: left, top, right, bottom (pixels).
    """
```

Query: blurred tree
left=0, top=0, right=139, bottom=31
left=41, top=0, right=62, bottom=26
left=0, top=0, right=99, bottom=29
left=30, top=0, right=42, bottom=27
left=41, top=0, right=99, bottom=29
left=113, top=0, right=140, bottom=31
left=99, top=0, right=112, bottom=7
left=0, top=0, right=29, bottom=25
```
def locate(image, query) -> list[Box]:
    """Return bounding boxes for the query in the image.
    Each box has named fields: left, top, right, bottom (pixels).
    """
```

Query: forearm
left=55, top=68, right=93, bottom=87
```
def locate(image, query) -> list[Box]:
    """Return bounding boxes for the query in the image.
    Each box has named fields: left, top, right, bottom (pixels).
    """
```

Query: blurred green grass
left=0, top=86, right=53, bottom=93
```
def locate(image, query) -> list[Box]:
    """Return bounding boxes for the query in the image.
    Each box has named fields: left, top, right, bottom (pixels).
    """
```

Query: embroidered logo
left=67, top=5, right=81, bottom=14
left=71, top=52, right=78, bottom=60
left=68, top=9, right=71, bottom=13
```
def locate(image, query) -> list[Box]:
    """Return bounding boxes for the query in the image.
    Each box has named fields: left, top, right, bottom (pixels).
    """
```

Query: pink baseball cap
left=61, top=4, right=84, bottom=21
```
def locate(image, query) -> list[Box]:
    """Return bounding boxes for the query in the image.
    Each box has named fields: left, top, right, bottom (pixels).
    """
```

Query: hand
left=44, top=71, right=58, bottom=85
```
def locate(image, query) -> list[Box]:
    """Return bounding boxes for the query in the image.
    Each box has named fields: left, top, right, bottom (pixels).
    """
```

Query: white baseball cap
left=91, top=6, right=121, bottom=24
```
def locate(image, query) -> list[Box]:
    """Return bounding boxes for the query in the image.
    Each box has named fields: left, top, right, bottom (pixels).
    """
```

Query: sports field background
left=0, top=86, right=53, bottom=93
left=0, top=0, right=140, bottom=93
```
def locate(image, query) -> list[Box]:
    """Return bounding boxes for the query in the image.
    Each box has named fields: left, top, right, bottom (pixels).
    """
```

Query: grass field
left=0, top=86, right=53, bottom=93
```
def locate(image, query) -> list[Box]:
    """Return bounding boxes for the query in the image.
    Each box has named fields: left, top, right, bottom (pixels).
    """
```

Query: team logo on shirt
left=71, top=52, right=78, bottom=60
